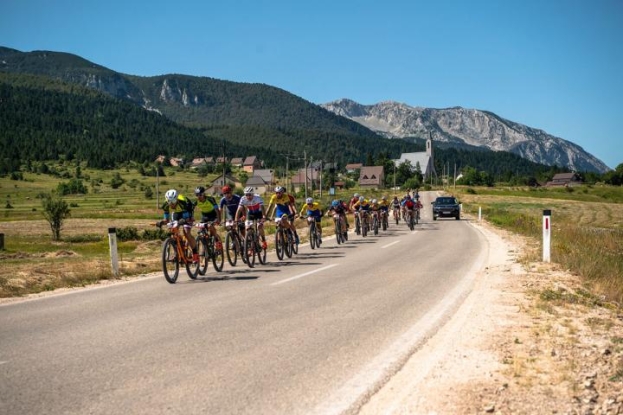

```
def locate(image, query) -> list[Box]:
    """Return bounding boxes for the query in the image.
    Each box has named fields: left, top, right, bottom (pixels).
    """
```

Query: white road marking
left=381, top=241, right=401, bottom=249
left=271, top=264, right=338, bottom=286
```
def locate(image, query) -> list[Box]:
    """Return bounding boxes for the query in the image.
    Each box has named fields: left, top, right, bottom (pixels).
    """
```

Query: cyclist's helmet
left=331, top=200, right=340, bottom=207
left=381, top=195, right=387, bottom=200
left=244, top=186, right=254, bottom=195
left=359, top=196, right=365, bottom=202
left=275, top=186, right=285, bottom=193
left=305, top=197, right=313, bottom=204
left=222, top=185, right=232, bottom=193
left=165, top=189, right=178, bottom=204
left=371, top=199, right=377, bottom=204
left=354, top=193, right=360, bottom=198
left=194, top=186, right=206, bottom=196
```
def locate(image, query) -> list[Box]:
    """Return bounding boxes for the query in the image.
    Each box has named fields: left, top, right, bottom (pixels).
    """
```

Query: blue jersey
left=220, top=194, right=241, bottom=219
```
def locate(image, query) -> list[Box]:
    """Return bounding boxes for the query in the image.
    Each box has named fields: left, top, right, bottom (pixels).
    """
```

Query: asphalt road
left=0, top=193, right=488, bottom=415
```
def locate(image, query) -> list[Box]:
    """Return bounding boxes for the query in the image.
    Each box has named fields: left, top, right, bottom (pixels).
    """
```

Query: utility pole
left=304, top=150, right=308, bottom=198
left=222, top=137, right=226, bottom=188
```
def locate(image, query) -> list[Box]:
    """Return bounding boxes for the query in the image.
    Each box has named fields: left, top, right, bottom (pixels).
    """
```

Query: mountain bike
left=243, top=218, right=266, bottom=268
left=354, top=211, right=361, bottom=235
left=393, top=206, right=400, bottom=225
left=381, top=210, right=389, bottom=231
left=275, top=214, right=293, bottom=260
left=224, top=219, right=245, bottom=266
left=160, top=220, right=199, bottom=284
left=415, top=207, right=421, bottom=225
left=360, top=211, right=369, bottom=237
left=195, top=222, right=224, bottom=274
left=406, top=209, right=415, bottom=231
left=305, top=216, right=322, bottom=249
left=372, top=211, right=379, bottom=235
left=333, top=213, right=348, bottom=244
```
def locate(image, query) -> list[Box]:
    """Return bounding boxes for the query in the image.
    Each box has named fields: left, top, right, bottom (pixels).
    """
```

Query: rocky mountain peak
left=321, top=100, right=610, bottom=173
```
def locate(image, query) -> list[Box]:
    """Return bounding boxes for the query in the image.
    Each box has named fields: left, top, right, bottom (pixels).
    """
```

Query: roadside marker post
left=478, top=206, right=482, bottom=222
left=543, top=210, right=551, bottom=263
left=108, top=228, right=120, bottom=276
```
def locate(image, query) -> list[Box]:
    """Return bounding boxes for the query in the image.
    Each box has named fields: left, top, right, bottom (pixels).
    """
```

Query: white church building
left=394, top=136, right=436, bottom=180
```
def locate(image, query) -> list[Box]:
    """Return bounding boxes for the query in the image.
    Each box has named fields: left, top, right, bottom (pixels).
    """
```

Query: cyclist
left=401, top=194, right=416, bottom=223
left=378, top=195, right=390, bottom=225
left=349, top=193, right=362, bottom=231
left=194, top=186, right=223, bottom=251
left=352, top=196, right=371, bottom=231
left=327, top=199, right=349, bottom=232
left=369, top=198, right=381, bottom=227
left=159, top=189, right=198, bottom=262
left=299, top=197, right=323, bottom=243
left=235, top=187, right=267, bottom=249
left=266, top=186, right=300, bottom=244
left=391, top=195, right=401, bottom=222
left=219, top=185, right=241, bottom=222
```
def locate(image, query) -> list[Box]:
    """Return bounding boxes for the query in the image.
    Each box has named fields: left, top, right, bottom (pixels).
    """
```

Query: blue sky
left=2, top=0, right=622, bottom=169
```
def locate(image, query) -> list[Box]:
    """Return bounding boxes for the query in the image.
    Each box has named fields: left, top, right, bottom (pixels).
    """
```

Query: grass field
left=454, top=184, right=623, bottom=305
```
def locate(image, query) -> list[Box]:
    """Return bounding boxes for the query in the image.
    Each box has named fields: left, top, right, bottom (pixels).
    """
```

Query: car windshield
left=437, top=198, right=456, bottom=204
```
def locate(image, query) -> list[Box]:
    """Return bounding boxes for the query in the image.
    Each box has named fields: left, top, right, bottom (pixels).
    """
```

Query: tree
left=41, top=194, right=71, bottom=241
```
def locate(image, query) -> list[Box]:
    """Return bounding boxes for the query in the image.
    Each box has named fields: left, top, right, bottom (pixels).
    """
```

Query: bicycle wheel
left=256, top=236, right=267, bottom=265
left=225, top=231, right=238, bottom=267
left=196, top=237, right=209, bottom=276
left=373, top=216, right=379, bottom=235
left=409, top=213, right=415, bottom=231
left=335, top=220, right=342, bottom=245
left=276, top=230, right=285, bottom=260
left=185, top=242, right=199, bottom=279
left=415, top=210, right=419, bottom=225
left=284, top=231, right=293, bottom=258
left=309, top=223, right=316, bottom=249
left=212, top=237, right=224, bottom=272
left=382, top=214, right=387, bottom=231
left=162, top=238, right=179, bottom=284
left=362, top=218, right=368, bottom=237
left=244, top=230, right=256, bottom=268
left=355, top=215, right=361, bottom=235
left=291, top=230, right=298, bottom=255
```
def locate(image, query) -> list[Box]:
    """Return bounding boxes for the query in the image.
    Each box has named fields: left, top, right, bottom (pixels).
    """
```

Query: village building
left=393, top=136, right=436, bottom=180
left=546, top=172, right=583, bottom=187
left=358, top=166, right=385, bottom=189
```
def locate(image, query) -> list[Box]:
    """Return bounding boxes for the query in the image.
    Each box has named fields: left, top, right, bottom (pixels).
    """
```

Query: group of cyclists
left=158, top=184, right=424, bottom=264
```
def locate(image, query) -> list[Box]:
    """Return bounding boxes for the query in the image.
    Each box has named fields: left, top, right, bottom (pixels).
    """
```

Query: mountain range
left=0, top=46, right=610, bottom=173
left=321, top=99, right=610, bottom=173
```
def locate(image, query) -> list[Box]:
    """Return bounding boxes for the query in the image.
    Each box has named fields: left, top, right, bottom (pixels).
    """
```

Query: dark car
left=432, top=196, right=460, bottom=220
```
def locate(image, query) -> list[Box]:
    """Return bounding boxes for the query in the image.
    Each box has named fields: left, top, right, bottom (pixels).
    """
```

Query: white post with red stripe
left=542, top=210, right=551, bottom=262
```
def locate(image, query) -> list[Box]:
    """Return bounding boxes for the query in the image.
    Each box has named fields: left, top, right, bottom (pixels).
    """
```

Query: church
left=393, top=135, right=436, bottom=180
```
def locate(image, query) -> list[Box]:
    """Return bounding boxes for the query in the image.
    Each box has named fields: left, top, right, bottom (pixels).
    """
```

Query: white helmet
left=275, top=186, right=285, bottom=193
left=354, top=193, right=360, bottom=198
left=371, top=199, right=377, bottom=204
left=359, top=196, right=365, bottom=202
left=244, top=187, right=254, bottom=195
left=165, top=189, right=178, bottom=204
left=305, top=197, right=313, bottom=204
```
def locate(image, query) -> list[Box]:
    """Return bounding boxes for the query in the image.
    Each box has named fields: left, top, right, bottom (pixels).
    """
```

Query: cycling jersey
left=300, top=202, right=322, bottom=219
left=269, top=193, right=294, bottom=218
left=402, top=199, right=416, bottom=209
left=353, top=200, right=370, bottom=211
left=378, top=200, right=390, bottom=211
left=239, top=195, right=264, bottom=213
left=220, top=194, right=241, bottom=220
left=161, top=194, right=194, bottom=221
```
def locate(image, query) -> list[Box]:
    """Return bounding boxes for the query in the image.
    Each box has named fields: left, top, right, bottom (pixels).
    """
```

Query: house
left=345, top=163, right=363, bottom=173
left=155, top=155, right=184, bottom=167
left=358, top=166, right=385, bottom=188
left=209, top=174, right=241, bottom=194
left=290, top=167, right=320, bottom=193
left=190, top=157, right=214, bottom=169
left=243, top=156, right=262, bottom=173
left=230, top=157, right=244, bottom=168
left=393, top=136, right=436, bottom=179
left=252, top=169, right=276, bottom=187
left=547, top=173, right=583, bottom=187
left=244, top=175, right=269, bottom=195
